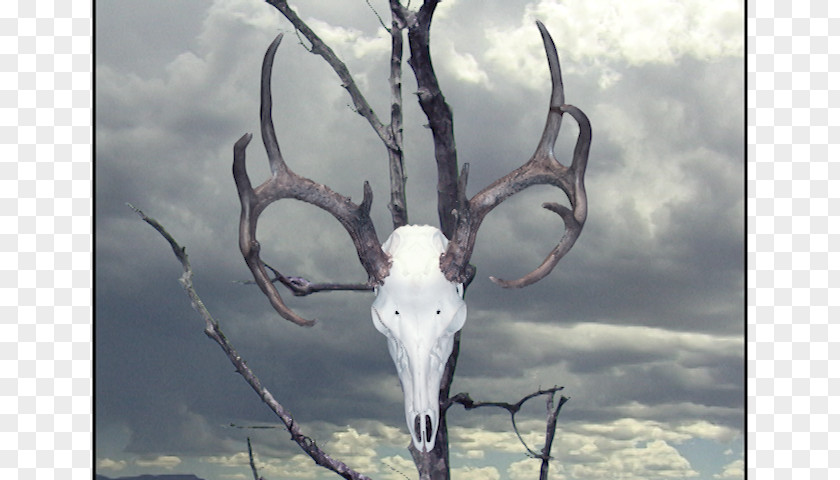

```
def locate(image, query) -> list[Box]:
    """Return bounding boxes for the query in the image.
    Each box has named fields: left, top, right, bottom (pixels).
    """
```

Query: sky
left=95, top=1, right=745, bottom=479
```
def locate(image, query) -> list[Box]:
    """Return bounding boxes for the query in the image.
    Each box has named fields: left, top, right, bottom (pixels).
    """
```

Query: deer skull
left=371, top=225, right=466, bottom=452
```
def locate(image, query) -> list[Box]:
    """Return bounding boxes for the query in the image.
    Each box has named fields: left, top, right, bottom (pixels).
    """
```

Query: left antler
left=233, top=34, right=391, bottom=326
left=440, top=21, right=591, bottom=288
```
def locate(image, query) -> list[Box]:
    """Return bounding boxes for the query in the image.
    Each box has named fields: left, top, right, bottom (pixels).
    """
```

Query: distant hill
left=95, top=475, right=207, bottom=480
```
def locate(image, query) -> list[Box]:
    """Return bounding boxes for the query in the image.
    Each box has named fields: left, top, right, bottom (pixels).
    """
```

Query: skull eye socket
left=395, top=310, right=400, bottom=315
left=436, top=309, right=441, bottom=315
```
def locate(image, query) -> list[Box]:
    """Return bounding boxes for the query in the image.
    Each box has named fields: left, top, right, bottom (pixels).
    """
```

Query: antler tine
left=440, top=21, right=591, bottom=288
left=234, top=133, right=315, bottom=326
left=261, top=34, right=289, bottom=177
left=233, top=34, right=391, bottom=326
left=489, top=104, right=591, bottom=288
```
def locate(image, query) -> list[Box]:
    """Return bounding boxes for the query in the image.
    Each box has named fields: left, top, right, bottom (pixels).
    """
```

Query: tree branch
left=129, top=204, right=372, bottom=480
left=264, top=0, right=409, bottom=229
left=247, top=437, right=264, bottom=480
left=264, top=1, right=390, bottom=145
left=247, top=262, right=375, bottom=296
left=539, top=390, right=569, bottom=480
left=387, top=8, right=409, bottom=228
left=399, top=0, right=460, bottom=239
left=448, top=386, right=569, bottom=474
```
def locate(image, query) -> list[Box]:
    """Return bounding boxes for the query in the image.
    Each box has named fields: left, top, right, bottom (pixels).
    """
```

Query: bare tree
left=136, top=1, right=591, bottom=479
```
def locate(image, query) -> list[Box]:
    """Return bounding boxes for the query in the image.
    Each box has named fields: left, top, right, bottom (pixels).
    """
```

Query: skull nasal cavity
left=425, top=416, right=433, bottom=442
left=413, top=415, right=421, bottom=442
left=413, top=414, right=434, bottom=444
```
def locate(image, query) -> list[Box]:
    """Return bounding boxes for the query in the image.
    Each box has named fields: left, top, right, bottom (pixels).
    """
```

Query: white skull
left=371, top=225, right=467, bottom=452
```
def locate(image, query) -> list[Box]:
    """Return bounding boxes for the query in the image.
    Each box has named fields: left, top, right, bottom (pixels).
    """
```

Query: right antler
left=233, top=34, right=391, bottom=326
left=440, top=21, right=591, bottom=288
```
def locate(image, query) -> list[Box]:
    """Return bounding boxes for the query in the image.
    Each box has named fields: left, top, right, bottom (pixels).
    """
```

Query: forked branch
left=129, top=204, right=372, bottom=480
left=247, top=438, right=264, bottom=480
left=396, top=0, right=460, bottom=239
left=449, top=386, right=570, bottom=479
left=255, top=262, right=374, bottom=296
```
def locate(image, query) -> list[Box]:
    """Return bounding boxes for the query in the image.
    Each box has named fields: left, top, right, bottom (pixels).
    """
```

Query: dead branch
left=260, top=262, right=374, bottom=296
left=247, top=437, right=264, bottom=480
left=392, top=0, right=460, bottom=239
left=264, top=0, right=408, bottom=229
left=129, top=204, right=372, bottom=480
left=449, top=386, right=569, bottom=478
left=387, top=6, right=409, bottom=228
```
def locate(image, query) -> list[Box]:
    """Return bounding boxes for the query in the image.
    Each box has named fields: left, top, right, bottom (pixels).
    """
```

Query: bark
left=396, top=0, right=460, bottom=239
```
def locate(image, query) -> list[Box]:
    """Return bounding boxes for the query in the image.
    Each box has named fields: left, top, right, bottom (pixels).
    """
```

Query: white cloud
left=350, top=419, right=409, bottom=447
left=202, top=451, right=251, bottom=467
left=578, top=418, right=692, bottom=444
left=508, top=458, right=566, bottom=480
left=451, top=465, right=502, bottom=480
left=714, top=458, right=744, bottom=479
left=307, top=18, right=390, bottom=59
left=257, top=454, right=321, bottom=479
left=96, top=458, right=127, bottom=471
left=449, top=417, right=732, bottom=480
left=450, top=426, right=536, bottom=454
left=327, top=426, right=381, bottom=472
left=484, top=0, right=744, bottom=89
left=441, top=41, right=491, bottom=88
left=380, top=455, right=417, bottom=480
left=203, top=449, right=330, bottom=480
left=135, top=455, right=183, bottom=469
left=454, top=448, right=485, bottom=459
left=565, top=438, right=698, bottom=480
left=676, top=420, right=740, bottom=443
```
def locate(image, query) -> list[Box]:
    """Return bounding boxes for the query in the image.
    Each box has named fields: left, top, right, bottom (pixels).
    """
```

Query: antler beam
left=233, top=34, right=391, bottom=326
left=440, top=21, right=591, bottom=288
left=266, top=0, right=409, bottom=230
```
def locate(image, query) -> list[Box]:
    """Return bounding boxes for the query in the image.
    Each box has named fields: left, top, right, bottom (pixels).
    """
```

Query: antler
left=233, top=34, right=391, bottom=326
left=440, top=21, right=591, bottom=288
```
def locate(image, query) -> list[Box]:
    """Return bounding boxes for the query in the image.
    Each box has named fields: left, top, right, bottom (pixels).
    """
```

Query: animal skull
left=371, top=225, right=467, bottom=451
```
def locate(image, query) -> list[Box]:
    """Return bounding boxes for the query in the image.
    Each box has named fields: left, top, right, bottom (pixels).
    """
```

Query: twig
left=129, top=203, right=372, bottom=480
left=246, top=262, right=375, bottom=296
left=364, top=0, right=391, bottom=32
left=227, top=423, right=283, bottom=429
left=264, top=0, right=408, bottom=229
left=264, top=0, right=395, bottom=150
left=247, top=437, right=263, bottom=480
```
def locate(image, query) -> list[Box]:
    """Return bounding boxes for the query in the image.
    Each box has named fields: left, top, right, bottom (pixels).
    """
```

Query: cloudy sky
left=95, top=1, right=744, bottom=479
